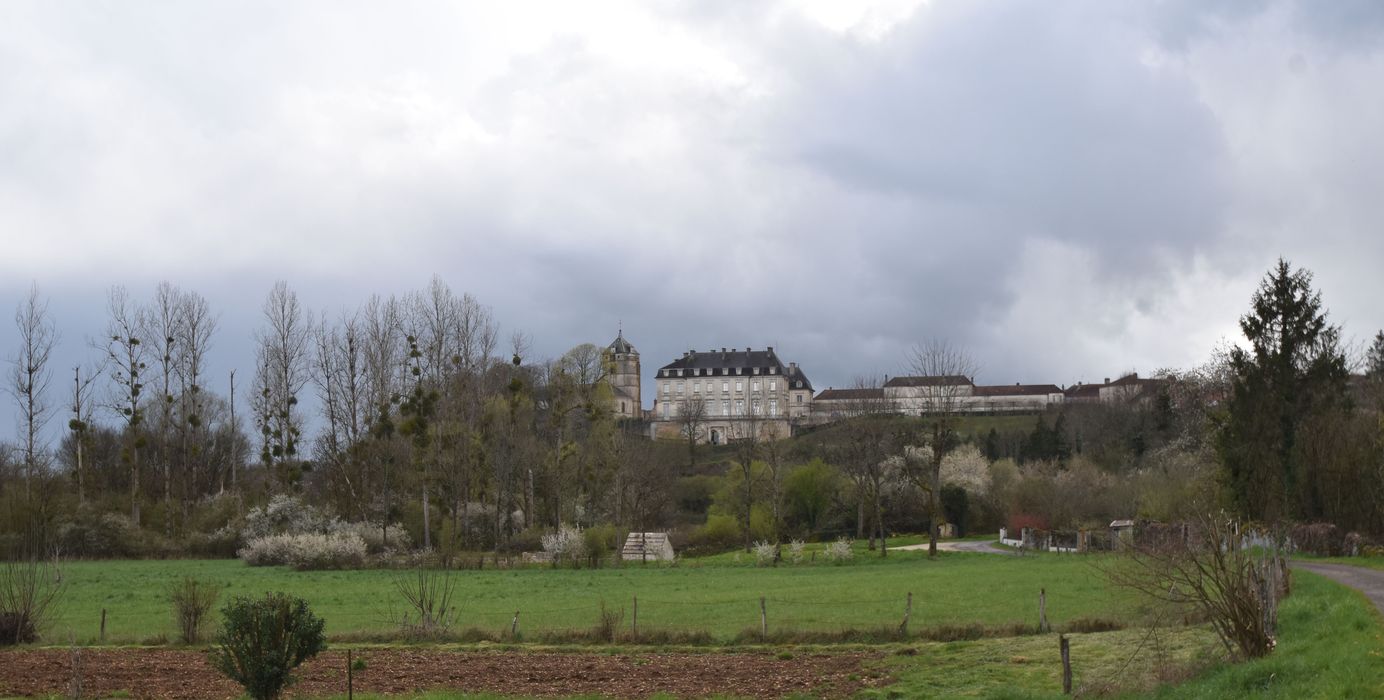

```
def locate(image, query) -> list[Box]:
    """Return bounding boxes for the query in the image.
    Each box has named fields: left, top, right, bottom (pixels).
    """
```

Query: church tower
left=604, top=329, right=642, bottom=419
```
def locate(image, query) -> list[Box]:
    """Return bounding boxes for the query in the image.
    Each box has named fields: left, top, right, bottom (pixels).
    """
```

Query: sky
left=4, top=0, right=1384, bottom=441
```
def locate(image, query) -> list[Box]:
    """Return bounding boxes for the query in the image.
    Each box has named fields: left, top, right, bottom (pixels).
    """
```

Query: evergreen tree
left=1218, top=259, right=1349, bottom=522
left=1366, top=331, right=1384, bottom=380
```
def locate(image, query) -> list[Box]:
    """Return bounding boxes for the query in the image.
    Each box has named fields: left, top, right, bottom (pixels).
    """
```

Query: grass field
left=21, top=552, right=1384, bottom=698
left=45, top=547, right=1132, bottom=644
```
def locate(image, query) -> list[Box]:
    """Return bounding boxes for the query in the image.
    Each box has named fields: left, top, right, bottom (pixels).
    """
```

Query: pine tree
left=1219, top=259, right=1349, bottom=522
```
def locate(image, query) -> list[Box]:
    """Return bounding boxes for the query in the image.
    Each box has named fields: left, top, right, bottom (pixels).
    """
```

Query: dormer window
left=753, top=367, right=760, bottom=375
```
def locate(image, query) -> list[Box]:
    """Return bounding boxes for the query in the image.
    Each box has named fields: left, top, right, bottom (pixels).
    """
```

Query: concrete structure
left=812, top=375, right=1064, bottom=417
left=622, top=532, right=675, bottom=561
left=650, top=346, right=813, bottom=444
left=603, top=330, right=642, bottom=420
left=1064, top=373, right=1164, bottom=405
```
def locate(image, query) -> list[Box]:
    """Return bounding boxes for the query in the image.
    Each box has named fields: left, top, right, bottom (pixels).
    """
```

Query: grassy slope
left=868, top=569, right=1384, bottom=699
left=47, top=551, right=1126, bottom=643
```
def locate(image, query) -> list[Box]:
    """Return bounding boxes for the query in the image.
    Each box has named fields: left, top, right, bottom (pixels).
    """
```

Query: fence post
left=511, top=610, right=520, bottom=638
left=632, top=595, right=638, bottom=638
left=1039, top=588, right=1049, bottom=633
left=899, top=592, right=913, bottom=636
left=99, top=609, right=107, bottom=642
left=347, top=648, right=354, bottom=700
left=1060, top=634, right=1072, bottom=694
left=760, top=596, right=767, bottom=639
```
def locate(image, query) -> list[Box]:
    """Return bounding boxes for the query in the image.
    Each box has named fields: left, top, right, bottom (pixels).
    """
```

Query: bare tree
left=150, top=282, right=184, bottom=534
left=101, top=286, right=151, bottom=524
left=902, top=340, right=977, bottom=558
left=730, top=406, right=764, bottom=553
left=68, top=362, right=102, bottom=505
left=253, top=281, right=311, bottom=489
left=176, top=289, right=218, bottom=498
left=677, top=395, right=709, bottom=470
left=9, top=283, right=57, bottom=498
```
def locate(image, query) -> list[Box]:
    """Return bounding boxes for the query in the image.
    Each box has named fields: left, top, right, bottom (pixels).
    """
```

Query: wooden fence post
left=1060, top=634, right=1072, bottom=694
left=760, top=597, right=767, bottom=639
left=511, top=610, right=520, bottom=638
left=1039, top=588, right=1050, bottom=633
left=99, top=609, right=106, bottom=642
left=899, top=592, right=912, bottom=636
left=632, top=595, right=638, bottom=638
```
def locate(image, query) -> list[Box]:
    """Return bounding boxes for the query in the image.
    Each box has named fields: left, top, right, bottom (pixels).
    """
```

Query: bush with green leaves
left=210, top=592, right=326, bottom=700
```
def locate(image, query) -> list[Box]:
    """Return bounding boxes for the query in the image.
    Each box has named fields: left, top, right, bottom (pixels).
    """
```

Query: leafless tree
left=677, top=395, right=708, bottom=469
left=176, top=289, right=218, bottom=496
left=101, top=286, right=151, bottom=524
left=68, top=362, right=102, bottom=505
left=252, top=281, right=311, bottom=489
left=1106, top=514, right=1287, bottom=660
left=730, top=406, right=765, bottom=553
left=9, top=283, right=57, bottom=498
left=150, top=282, right=184, bottom=534
left=903, top=340, right=977, bottom=558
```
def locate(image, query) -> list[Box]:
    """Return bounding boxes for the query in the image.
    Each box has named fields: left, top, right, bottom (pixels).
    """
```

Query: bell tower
left=604, top=329, right=641, bottom=419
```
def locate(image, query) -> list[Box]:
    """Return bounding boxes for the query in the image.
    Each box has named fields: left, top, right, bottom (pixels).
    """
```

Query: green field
left=24, top=550, right=1384, bottom=698
left=47, top=548, right=1129, bottom=643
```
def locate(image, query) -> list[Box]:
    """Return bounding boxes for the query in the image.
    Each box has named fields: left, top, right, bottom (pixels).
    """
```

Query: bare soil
left=0, top=647, right=888, bottom=699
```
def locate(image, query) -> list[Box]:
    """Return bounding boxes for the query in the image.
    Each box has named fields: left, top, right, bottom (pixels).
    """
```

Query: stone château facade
left=649, top=346, right=813, bottom=444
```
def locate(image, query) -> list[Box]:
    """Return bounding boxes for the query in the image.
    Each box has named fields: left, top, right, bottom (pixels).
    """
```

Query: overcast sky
left=4, top=0, right=1384, bottom=440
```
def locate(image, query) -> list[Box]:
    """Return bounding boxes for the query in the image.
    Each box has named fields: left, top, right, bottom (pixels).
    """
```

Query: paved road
left=891, top=539, right=1014, bottom=555
left=1293, top=561, right=1384, bottom=616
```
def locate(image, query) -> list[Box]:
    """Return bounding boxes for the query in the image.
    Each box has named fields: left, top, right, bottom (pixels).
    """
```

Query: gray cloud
left=3, top=1, right=1384, bottom=439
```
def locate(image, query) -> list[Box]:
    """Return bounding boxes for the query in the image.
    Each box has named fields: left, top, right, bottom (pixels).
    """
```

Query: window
left=769, top=380, right=777, bottom=391
left=661, top=403, right=669, bottom=418
left=753, top=367, right=760, bottom=375
left=769, top=400, right=778, bottom=416
left=722, top=400, right=730, bottom=416
left=734, top=399, right=744, bottom=415
left=693, top=381, right=701, bottom=393
left=796, top=395, right=803, bottom=403
left=677, top=382, right=684, bottom=394
left=722, top=380, right=729, bottom=393
left=735, top=380, right=743, bottom=392
left=662, top=382, right=669, bottom=395
left=752, top=380, right=760, bottom=392
left=752, top=399, right=761, bottom=415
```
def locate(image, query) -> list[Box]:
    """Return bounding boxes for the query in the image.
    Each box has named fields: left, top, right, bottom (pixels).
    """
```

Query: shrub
left=583, top=523, right=621, bottom=566
left=238, top=533, right=367, bottom=570
left=211, top=593, right=326, bottom=700
left=393, top=567, right=457, bottom=639
left=595, top=601, right=624, bottom=643
left=789, top=540, right=806, bottom=565
left=0, top=558, right=63, bottom=645
left=1291, top=522, right=1345, bottom=557
left=753, top=541, right=777, bottom=567
left=170, top=576, right=220, bottom=644
left=241, top=495, right=331, bottom=541
left=541, top=525, right=586, bottom=567
left=689, top=514, right=741, bottom=553
left=824, top=536, right=854, bottom=563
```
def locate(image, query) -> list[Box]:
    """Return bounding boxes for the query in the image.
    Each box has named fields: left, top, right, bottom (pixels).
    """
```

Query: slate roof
left=884, top=375, right=975, bottom=388
left=607, top=331, right=636, bottom=355
left=656, top=346, right=814, bottom=391
left=973, top=384, right=1064, bottom=397
left=814, top=388, right=886, bottom=401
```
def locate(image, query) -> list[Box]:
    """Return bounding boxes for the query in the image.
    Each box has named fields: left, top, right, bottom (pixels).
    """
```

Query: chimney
left=767, top=346, right=774, bottom=353
left=789, top=362, right=797, bottom=370
left=1016, top=382, right=1020, bottom=386
left=722, top=347, right=727, bottom=353
left=1104, top=377, right=1110, bottom=385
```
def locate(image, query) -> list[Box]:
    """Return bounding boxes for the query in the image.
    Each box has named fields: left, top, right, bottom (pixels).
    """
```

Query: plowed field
left=0, top=648, right=888, bottom=699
